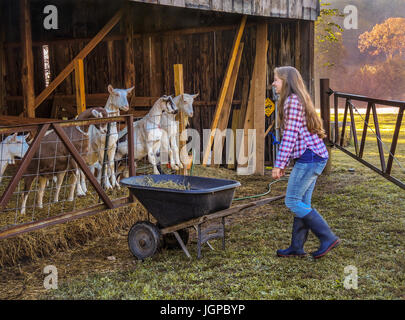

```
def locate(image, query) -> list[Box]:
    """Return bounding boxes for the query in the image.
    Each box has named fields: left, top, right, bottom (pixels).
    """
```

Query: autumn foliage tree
left=358, top=17, right=405, bottom=60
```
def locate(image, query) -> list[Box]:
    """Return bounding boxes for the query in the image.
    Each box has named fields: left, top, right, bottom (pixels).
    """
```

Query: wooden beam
left=20, top=0, right=35, bottom=118
left=213, top=42, right=244, bottom=168
left=253, top=23, right=268, bottom=175
left=74, top=59, right=86, bottom=114
left=33, top=8, right=123, bottom=110
left=174, top=64, right=188, bottom=175
left=202, top=15, right=247, bottom=166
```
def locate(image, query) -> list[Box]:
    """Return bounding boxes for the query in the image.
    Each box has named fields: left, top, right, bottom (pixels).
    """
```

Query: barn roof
left=130, top=0, right=320, bottom=21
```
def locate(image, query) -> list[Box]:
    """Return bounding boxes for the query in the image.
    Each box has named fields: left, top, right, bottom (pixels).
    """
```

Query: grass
left=0, top=113, right=404, bottom=300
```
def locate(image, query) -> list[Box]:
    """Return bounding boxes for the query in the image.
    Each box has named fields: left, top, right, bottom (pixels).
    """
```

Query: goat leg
left=37, top=176, right=48, bottom=209
left=54, top=171, right=66, bottom=202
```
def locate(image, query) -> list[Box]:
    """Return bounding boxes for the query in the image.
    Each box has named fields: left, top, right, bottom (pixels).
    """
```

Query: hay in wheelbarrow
left=141, top=176, right=191, bottom=190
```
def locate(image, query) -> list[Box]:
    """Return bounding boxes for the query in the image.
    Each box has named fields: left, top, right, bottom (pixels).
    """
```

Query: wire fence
left=0, top=112, right=172, bottom=239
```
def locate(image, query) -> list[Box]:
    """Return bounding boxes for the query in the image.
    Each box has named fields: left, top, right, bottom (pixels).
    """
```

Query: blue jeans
left=285, top=160, right=328, bottom=218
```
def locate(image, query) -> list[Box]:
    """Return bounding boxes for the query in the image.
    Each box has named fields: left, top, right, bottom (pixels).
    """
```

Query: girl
left=272, top=66, right=340, bottom=259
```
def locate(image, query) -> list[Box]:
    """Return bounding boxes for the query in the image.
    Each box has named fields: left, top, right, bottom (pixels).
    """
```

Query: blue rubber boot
left=277, top=217, right=309, bottom=257
left=302, top=209, right=340, bottom=259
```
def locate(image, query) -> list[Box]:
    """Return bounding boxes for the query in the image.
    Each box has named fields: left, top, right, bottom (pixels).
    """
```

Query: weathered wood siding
left=130, top=0, right=320, bottom=20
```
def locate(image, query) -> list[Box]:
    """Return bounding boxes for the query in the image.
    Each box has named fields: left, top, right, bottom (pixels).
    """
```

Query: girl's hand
left=272, top=168, right=285, bottom=180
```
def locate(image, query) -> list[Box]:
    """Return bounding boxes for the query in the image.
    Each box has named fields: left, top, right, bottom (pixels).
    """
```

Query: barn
left=0, top=0, right=320, bottom=171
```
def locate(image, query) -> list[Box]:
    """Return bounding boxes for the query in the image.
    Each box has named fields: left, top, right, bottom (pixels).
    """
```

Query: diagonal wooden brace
left=52, top=123, right=114, bottom=209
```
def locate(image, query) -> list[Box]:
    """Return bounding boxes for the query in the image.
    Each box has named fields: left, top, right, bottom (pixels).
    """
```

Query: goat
left=0, top=133, right=30, bottom=184
left=115, top=95, right=178, bottom=175
left=159, top=93, right=198, bottom=170
left=19, top=107, right=107, bottom=215
left=85, top=85, right=134, bottom=191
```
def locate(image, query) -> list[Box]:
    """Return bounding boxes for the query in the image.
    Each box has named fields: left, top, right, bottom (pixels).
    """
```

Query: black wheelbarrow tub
left=120, top=175, right=241, bottom=228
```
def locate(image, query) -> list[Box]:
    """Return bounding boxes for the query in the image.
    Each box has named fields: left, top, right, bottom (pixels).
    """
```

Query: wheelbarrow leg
left=173, top=231, right=191, bottom=259
left=193, top=225, right=215, bottom=251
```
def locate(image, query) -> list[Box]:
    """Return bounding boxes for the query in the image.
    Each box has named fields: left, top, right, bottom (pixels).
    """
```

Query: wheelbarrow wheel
left=128, top=221, right=161, bottom=260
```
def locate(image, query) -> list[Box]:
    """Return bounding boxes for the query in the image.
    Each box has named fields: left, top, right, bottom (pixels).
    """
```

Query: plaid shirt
left=275, top=94, right=329, bottom=169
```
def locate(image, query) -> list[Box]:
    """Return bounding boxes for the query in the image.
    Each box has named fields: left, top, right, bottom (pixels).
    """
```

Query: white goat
left=84, top=85, right=133, bottom=191
left=115, top=95, right=178, bottom=175
left=159, top=93, right=198, bottom=170
left=0, top=133, right=29, bottom=184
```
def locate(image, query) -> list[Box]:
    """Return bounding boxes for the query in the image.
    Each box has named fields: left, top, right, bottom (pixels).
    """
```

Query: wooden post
left=253, top=23, right=268, bottom=175
left=237, top=30, right=268, bottom=175
left=20, top=0, right=35, bottom=118
left=213, top=42, right=244, bottom=168
left=320, top=78, right=331, bottom=174
left=174, top=64, right=188, bottom=175
left=202, top=15, right=247, bottom=166
left=74, top=58, right=86, bottom=114
left=124, top=5, right=135, bottom=90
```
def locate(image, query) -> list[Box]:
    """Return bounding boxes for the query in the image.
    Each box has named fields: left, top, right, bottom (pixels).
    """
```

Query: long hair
left=275, top=66, right=326, bottom=139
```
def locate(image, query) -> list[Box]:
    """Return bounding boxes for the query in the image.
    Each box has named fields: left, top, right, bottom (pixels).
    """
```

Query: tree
left=358, top=17, right=405, bottom=60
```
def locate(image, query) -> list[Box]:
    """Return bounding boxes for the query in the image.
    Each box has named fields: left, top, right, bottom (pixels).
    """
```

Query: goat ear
left=9, top=132, right=18, bottom=141
left=192, top=93, right=199, bottom=99
left=127, top=86, right=135, bottom=94
left=108, top=84, right=115, bottom=95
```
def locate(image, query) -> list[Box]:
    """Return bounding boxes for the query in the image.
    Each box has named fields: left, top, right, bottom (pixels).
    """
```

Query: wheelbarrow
left=120, top=174, right=285, bottom=259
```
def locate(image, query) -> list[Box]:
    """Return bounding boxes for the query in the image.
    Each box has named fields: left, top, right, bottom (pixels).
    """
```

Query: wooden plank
left=222, top=0, right=233, bottom=12
left=172, top=0, right=186, bottom=6
left=238, top=68, right=256, bottom=171
left=228, top=109, right=240, bottom=169
left=143, top=36, right=151, bottom=96
left=160, top=194, right=285, bottom=235
left=33, top=8, right=123, bottom=110
left=270, top=0, right=281, bottom=17
left=263, top=0, right=271, bottom=16
left=234, top=0, right=243, bottom=13
left=213, top=42, right=244, bottom=168
left=202, top=15, right=247, bottom=166
left=174, top=64, right=188, bottom=175
left=289, top=0, right=303, bottom=19
left=20, top=0, right=35, bottom=118
left=0, top=19, right=5, bottom=115
left=253, top=23, right=268, bottom=175
left=211, top=0, right=223, bottom=11
left=124, top=5, right=136, bottom=90
left=150, top=36, right=163, bottom=97
left=279, top=0, right=288, bottom=17
left=74, top=59, right=86, bottom=114
left=243, top=0, right=252, bottom=14
left=198, top=0, right=210, bottom=9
